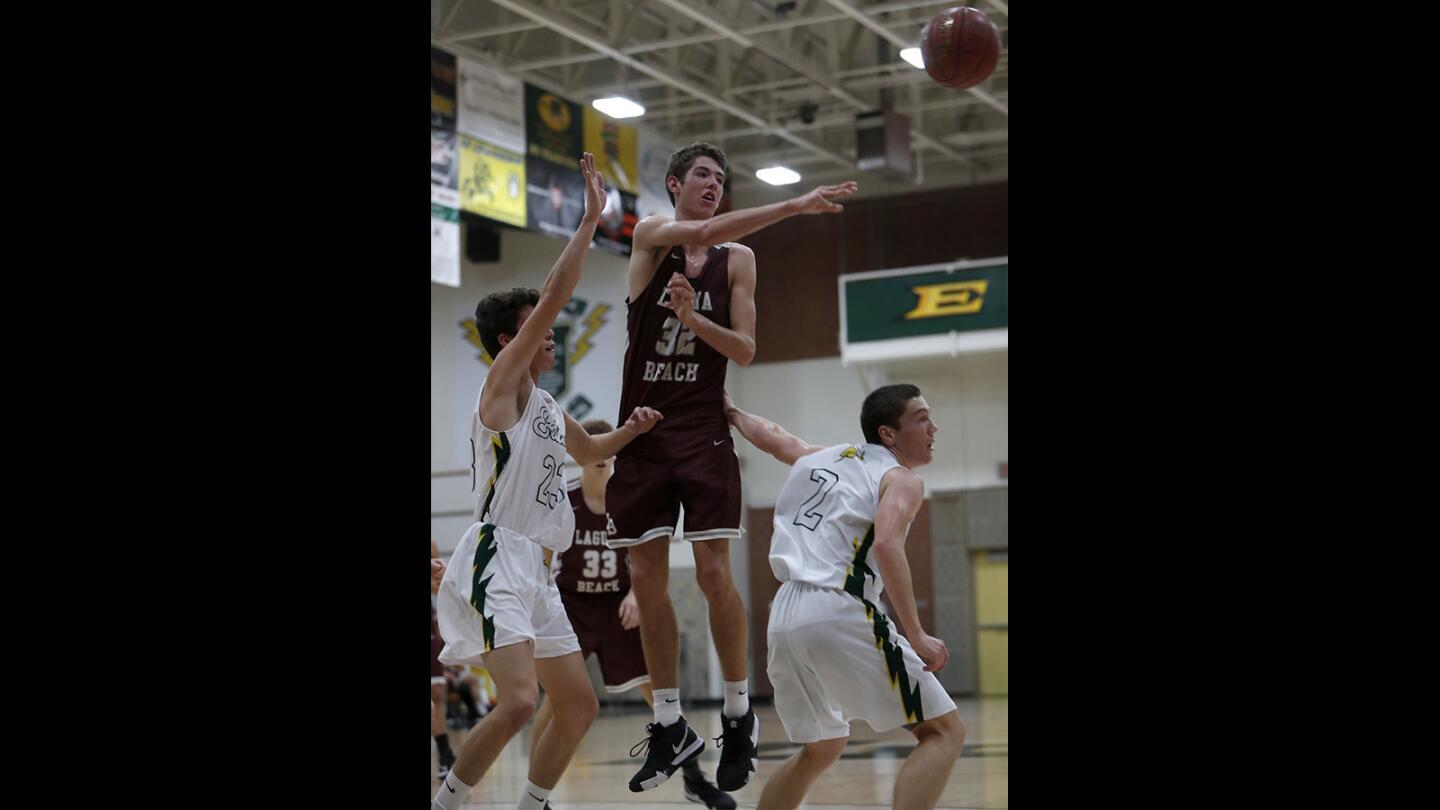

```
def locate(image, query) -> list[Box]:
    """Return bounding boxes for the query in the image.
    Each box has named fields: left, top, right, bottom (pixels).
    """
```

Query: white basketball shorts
left=436, top=522, right=581, bottom=664
left=766, top=580, right=957, bottom=743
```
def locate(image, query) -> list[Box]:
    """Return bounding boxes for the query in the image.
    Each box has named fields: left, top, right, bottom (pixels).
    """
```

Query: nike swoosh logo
left=445, top=783, right=456, bottom=793
left=673, top=741, right=687, bottom=753
left=664, top=698, right=678, bottom=703
left=738, top=690, right=746, bottom=695
left=713, top=439, right=726, bottom=446
left=529, top=792, right=544, bottom=801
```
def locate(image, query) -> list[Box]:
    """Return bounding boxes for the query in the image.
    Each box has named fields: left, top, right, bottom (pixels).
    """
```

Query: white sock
left=516, top=780, right=551, bottom=810
left=654, top=688, right=682, bottom=726
left=723, top=679, right=750, bottom=718
left=433, top=770, right=473, bottom=810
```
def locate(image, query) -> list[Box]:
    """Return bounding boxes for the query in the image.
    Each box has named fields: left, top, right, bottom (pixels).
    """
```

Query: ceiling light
left=756, top=166, right=801, bottom=185
left=592, top=97, right=645, bottom=118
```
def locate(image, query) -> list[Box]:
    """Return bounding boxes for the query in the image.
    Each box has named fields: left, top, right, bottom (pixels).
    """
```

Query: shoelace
left=630, top=723, right=662, bottom=758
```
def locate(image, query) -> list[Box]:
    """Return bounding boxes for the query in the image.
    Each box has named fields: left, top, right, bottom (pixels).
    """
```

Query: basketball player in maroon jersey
left=609, top=142, right=857, bottom=793
left=530, top=419, right=734, bottom=809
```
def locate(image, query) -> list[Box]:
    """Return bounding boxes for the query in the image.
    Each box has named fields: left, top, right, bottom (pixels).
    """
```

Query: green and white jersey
left=767, top=442, right=901, bottom=604
left=470, top=382, right=575, bottom=552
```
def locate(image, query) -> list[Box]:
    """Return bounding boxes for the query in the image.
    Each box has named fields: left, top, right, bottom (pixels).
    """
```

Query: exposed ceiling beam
left=653, top=0, right=976, bottom=167
left=483, top=0, right=948, bottom=70
left=444, top=0, right=1004, bottom=182
left=439, top=0, right=467, bottom=34
left=509, top=52, right=608, bottom=72
left=484, top=0, right=857, bottom=172
left=614, top=0, right=651, bottom=42
left=698, top=93, right=996, bottom=141
left=438, top=21, right=545, bottom=44
left=823, top=0, right=909, bottom=46
left=940, top=128, right=1009, bottom=148
left=732, top=158, right=1007, bottom=195
left=822, top=0, right=1008, bottom=117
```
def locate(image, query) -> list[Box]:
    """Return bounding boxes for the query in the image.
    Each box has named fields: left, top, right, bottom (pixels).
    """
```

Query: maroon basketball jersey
left=553, top=486, right=629, bottom=594
left=616, top=245, right=733, bottom=453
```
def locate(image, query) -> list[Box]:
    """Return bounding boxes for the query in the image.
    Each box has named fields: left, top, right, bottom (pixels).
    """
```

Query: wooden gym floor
left=432, top=696, right=1007, bottom=808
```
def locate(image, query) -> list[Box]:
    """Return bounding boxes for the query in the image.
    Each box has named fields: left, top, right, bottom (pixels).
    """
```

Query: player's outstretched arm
left=632, top=180, right=857, bottom=252
left=562, top=408, right=663, bottom=466
left=722, top=391, right=824, bottom=466
left=480, top=153, right=606, bottom=424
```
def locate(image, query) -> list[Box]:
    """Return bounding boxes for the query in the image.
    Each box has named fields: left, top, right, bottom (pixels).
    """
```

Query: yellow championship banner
left=459, top=135, right=526, bottom=227
left=584, top=108, right=638, bottom=194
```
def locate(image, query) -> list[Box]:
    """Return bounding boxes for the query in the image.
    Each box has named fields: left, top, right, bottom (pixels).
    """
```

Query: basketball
left=919, top=6, right=1001, bottom=90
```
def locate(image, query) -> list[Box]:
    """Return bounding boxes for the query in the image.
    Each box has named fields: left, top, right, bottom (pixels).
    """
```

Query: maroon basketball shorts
left=560, top=590, right=650, bottom=692
left=607, top=407, right=741, bottom=547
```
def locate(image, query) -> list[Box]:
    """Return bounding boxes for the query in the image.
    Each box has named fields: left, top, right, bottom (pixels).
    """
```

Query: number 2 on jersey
left=793, top=468, right=840, bottom=531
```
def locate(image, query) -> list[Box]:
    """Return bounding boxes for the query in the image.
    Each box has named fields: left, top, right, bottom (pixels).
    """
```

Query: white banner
left=431, top=129, right=459, bottom=190
left=431, top=183, right=460, bottom=210
left=432, top=129, right=462, bottom=209
left=431, top=204, right=460, bottom=287
left=458, top=58, right=525, bottom=154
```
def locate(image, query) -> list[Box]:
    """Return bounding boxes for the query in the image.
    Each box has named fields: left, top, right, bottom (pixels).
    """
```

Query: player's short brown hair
left=861, top=384, right=922, bottom=445
left=474, top=287, right=539, bottom=359
left=665, top=142, right=728, bottom=206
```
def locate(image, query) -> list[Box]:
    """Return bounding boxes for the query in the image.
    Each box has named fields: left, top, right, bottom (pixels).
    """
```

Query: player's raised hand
left=795, top=180, right=858, bottom=214
left=580, top=152, right=607, bottom=223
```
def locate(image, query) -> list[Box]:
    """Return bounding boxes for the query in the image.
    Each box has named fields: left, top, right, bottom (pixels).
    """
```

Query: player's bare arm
left=663, top=244, right=756, bottom=365
left=479, top=153, right=606, bottom=429
left=872, top=467, right=949, bottom=672
left=562, top=408, right=663, bottom=466
left=626, top=180, right=857, bottom=302
left=722, top=391, right=825, bottom=466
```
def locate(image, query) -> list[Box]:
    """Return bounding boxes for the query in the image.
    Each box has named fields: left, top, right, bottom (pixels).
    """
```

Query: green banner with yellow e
left=842, top=259, right=1008, bottom=343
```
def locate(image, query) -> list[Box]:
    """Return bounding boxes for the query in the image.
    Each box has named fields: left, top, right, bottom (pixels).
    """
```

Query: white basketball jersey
left=768, top=443, right=902, bottom=603
left=470, top=382, right=575, bottom=552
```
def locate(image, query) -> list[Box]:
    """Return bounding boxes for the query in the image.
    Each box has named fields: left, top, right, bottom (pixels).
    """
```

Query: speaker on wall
left=856, top=109, right=913, bottom=180
left=465, top=221, right=501, bottom=264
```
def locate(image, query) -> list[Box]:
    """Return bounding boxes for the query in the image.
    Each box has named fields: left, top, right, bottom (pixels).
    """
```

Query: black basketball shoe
left=714, top=707, right=759, bottom=791
left=682, top=761, right=737, bottom=809
left=628, top=718, right=705, bottom=792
